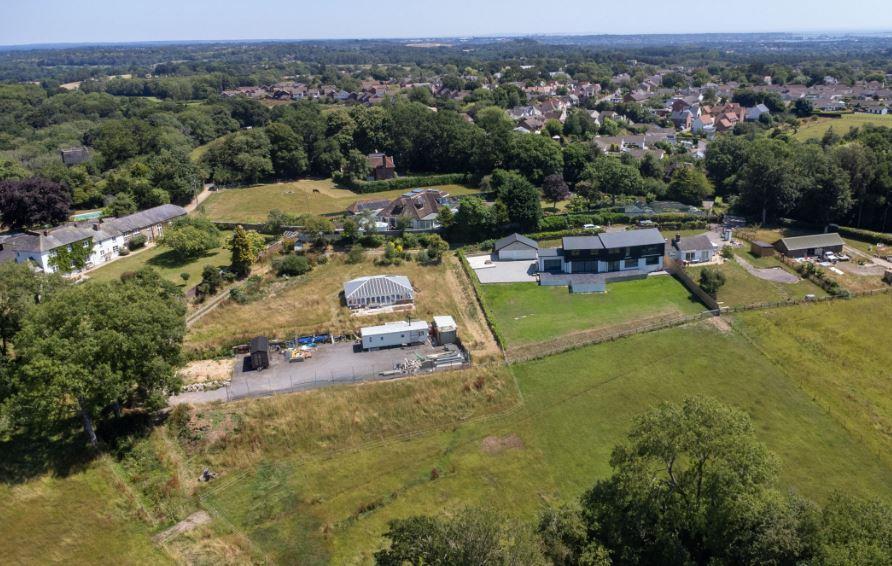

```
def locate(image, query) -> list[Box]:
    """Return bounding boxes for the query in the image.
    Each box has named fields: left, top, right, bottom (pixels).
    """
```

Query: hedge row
left=829, top=224, right=892, bottom=247
left=540, top=213, right=708, bottom=232
left=346, top=173, right=475, bottom=194
left=456, top=250, right=507, bottom=352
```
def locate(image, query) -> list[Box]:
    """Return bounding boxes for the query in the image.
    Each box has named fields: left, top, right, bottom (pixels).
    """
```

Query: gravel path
left=734, top=255, right=800, bottom=284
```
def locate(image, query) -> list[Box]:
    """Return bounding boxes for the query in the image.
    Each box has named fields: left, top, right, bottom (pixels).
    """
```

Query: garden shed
left=249, top=336, right=270, bottom=370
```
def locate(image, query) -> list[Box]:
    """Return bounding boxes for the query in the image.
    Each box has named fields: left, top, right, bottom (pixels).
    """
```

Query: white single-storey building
left=360, top=320, right=429, bottom=350
left=669, top=233, right=717, bottom=264
left=343, top=275, right=414, bottom=309
left=493, top=233, right=539, bottom=260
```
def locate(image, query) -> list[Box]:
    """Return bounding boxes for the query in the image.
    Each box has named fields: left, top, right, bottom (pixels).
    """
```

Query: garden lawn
left=793, top=113, right=892, bottom=141
left=478, top=275, right=704, bottom=346
left=87, top=232, right=233, bottom=287
left=198, top=179, right=479, bottom=223
left=689, top=258, right=826, bottom=307
left=191, top=297, right=892, bottom=563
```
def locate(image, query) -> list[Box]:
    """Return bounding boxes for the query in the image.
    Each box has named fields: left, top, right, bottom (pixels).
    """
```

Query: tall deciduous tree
left=0, top=263, right=65, bottom=356
left=668, top=165, right=714, bottom=205
left=161, top=217, right=221, bottom=259
left=10, top=270, right=185, bottom=447
left=542, top=173, right=570, bottom=210
left=0, top=178, right=71, bottom=229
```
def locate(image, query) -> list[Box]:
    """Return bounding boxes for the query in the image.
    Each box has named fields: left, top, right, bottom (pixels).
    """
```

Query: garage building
left=361, top=320, right=429, bottom=350
left=775, top=233, right=844, bottom=258
left=493, top=233, right=539, bottom=260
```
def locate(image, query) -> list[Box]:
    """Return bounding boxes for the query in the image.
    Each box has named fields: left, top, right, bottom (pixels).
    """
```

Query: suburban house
left=366, top=152, right=396, bottom=180
left=745, top=104, right=771, bottom=121
left=668, top=233, right=717, bottom=264
left=506, top=228, right=668, bottom=293
left=377, top=189, right=449, bottom=230
left=4, top=204, right=187, bottom=274
left=775, top=233, right=845, bottom=258
left=493, top=233, right=539, bottom=260
left=343, top=275, right=414, bottom=309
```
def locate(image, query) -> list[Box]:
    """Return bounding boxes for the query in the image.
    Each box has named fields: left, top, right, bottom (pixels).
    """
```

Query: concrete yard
left=467, top=254, right=539, bottom=283
left=169, top=341, right=466, bottom=404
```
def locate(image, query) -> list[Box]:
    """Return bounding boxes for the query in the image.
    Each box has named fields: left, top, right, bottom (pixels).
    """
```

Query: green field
left=4, top=295, right=892, bottom=562
left=87, top=233, right=233, bottom=286
left=478, top=275, right=704, bottom=346
left=198, top=179, right=480, bottom=223
left=689, top=257, right=827, bottom=307
left=794, top=113, right=892, bottom=140
left=0, top=459, right=172, bottom=564
left=192, top=295, right=892, bottom=563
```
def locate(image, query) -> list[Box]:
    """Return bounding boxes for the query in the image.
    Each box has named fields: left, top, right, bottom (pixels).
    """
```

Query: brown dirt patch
left=705, top=316, right=732, bottom=333
left=481, top=433, right=524, bottom=455
left=179, top=359, right=233, bottom=385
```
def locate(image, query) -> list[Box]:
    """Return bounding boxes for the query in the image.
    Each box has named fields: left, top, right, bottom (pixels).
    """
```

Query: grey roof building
left=343, top=275, right=414, bottom=309
left=776, top=233, right=844, bottom=258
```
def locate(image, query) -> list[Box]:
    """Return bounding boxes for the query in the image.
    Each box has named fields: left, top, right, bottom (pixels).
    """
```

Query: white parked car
left=583, top=224, right=602, bottom=231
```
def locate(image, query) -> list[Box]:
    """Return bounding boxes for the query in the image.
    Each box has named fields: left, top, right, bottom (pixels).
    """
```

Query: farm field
left=186, top=253, right=501, bottom=360
left=477, top=275, right=704, bottom=346
left=186, top=296, right=892, bottom=563
left=689, top=258, right=827, bottom=307
left=794, top=112, right=892, bottom=140
left=198, top=179, right=479, bottom=223
left=87, top=231, right=233, bottom=286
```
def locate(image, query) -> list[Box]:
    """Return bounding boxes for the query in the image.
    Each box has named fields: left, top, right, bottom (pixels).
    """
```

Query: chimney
left=674, top=233, right=681, bottom=244
left=43, top=230, right=49, bottom=236
left=92, top=223, right=100, bottom=231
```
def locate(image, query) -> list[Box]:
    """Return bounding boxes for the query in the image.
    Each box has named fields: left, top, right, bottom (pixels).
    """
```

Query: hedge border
left=345, top=173, right=475, bottom=194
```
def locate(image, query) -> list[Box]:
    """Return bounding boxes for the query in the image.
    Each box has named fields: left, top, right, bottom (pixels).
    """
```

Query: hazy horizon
left=2, top=0, right=892, bottom=47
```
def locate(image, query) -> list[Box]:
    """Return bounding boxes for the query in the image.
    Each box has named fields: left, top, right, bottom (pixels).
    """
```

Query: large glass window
left=624, top=258, right=638, bottom=269
left=645, top=255, right=660, bottom=265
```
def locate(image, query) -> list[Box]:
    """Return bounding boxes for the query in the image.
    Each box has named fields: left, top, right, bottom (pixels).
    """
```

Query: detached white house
left=669, top=233, right=717, bottom=264
left=5, top=204, right=186, bottom=274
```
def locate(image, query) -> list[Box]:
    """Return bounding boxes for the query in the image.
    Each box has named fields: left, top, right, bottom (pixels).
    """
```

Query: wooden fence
left=504, top=310, right=719, bottom=364
left=663, top=256, right=720, bottom=310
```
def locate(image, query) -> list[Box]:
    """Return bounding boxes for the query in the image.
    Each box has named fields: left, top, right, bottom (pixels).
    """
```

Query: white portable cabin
left=361, top=320, right=429, bottom=350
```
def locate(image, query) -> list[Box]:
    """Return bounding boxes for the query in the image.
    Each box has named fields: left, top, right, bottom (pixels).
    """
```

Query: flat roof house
left=343, top=275, right=414, bottom=309
left=493, top=233, right=539, bottom=260
left=775, top=233, right=844, bottom=258
left=537, top=228, right=666, bottom=292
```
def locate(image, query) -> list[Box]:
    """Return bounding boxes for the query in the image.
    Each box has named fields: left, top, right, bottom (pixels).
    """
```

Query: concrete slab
left=468, top=254, right=538, bottom=283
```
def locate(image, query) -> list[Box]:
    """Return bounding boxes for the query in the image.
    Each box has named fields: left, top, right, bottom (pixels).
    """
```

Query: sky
left=1, top=0, right=892, bottom=46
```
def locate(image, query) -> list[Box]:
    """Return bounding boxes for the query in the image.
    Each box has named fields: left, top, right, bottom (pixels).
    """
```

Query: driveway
left=467, top=254, right=538, bottom=283
left=169, top=341, right=466, bottom=405
left=734, top=255, right=799, bottom=284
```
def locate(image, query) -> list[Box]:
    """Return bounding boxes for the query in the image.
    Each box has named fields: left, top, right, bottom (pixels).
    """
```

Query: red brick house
left=367, top=152, right=396, bottom=180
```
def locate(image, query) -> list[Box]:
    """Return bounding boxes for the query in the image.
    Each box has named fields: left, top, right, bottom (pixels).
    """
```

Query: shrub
left=274, top=254, right=311, bottom=277
left=346, top=245, right=365, bottom=264
left=360, top=234, right=385, bottom=248
left=721, top=246, right=734, bottom=259
left=127, top=234, right=147, bottom=250
left=118, top=248, right=130, bottom=256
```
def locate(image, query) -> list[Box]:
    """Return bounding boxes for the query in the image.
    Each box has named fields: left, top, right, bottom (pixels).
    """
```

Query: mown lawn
left=87, top=232, right=233, bottom=287
left=198, top=179, right=480, bottom=223
left=190, top=296, right=892, bottom=563
left=689, top=257, right=827, bottom=307
left=793, top=113, right=892, bottom=141
left=477, top=275, right=704, bottom=346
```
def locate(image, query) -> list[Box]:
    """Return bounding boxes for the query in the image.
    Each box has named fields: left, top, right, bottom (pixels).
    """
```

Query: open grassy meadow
left=0, top=457, right=172, bottom=564
left=5, top=294, right=892, bottom=562
left=689, top=257, right=827, bottom=307
left=88, top=233, right=233, bottom=286
left=794, top=113, right=892, bottom=141
left=179, top=295, right=892, bottom=563
left=198, top=179, right=479, bottom=223
left=186, top=253, right=501, bottom=360
left=477, top=275, right=704, bottom=346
